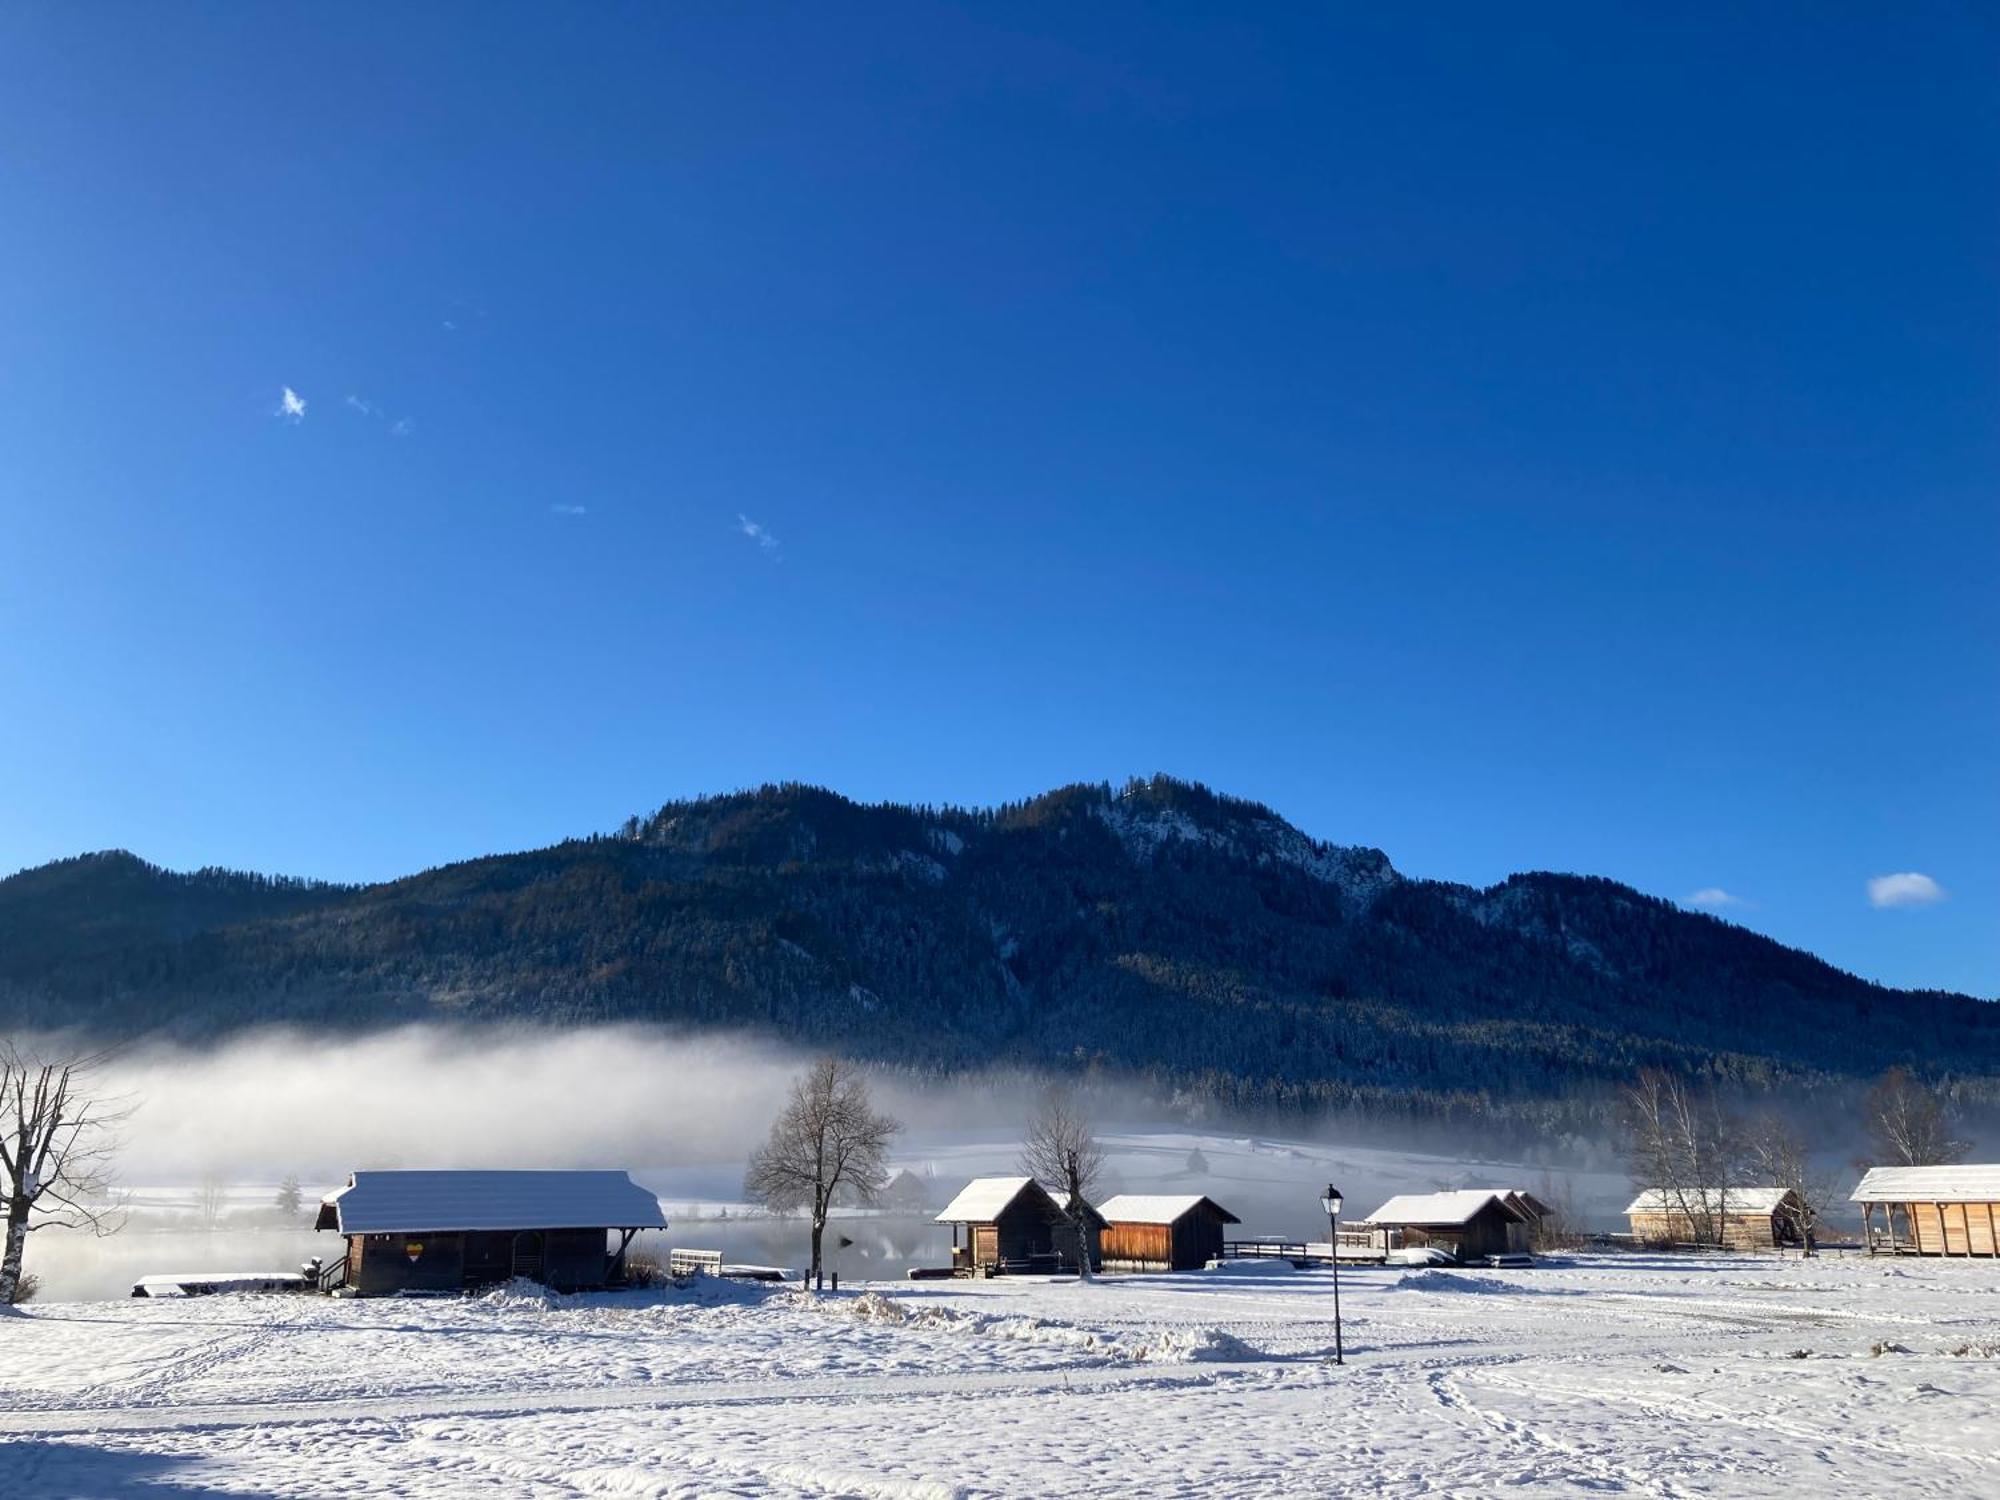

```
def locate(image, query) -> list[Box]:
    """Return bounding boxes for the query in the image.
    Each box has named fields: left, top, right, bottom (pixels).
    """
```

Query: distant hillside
left=3, top=778, right=1994, bottom=1127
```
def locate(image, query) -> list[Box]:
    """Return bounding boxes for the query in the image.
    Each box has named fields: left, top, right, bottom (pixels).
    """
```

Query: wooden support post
left=1885, top=1203, right=1899, bottom=1255
left=1860, top=1203, right=1874, bottom=1256
left=1985, top=1203, right=1998, bottom=1259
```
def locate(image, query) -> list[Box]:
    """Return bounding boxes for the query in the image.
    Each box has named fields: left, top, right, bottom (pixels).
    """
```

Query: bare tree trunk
left=0, top=1196, right=29, bottom=1305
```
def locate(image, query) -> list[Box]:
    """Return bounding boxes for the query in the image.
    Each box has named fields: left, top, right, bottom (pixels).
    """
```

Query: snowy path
left=4, top=1255, right=1998, bottom=1497
left=0, top=1358, right=1291, bottom=1436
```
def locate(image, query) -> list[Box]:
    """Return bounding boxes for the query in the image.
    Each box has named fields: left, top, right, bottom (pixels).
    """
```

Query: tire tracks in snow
left=0, top=1357, right=1320, bottom=1438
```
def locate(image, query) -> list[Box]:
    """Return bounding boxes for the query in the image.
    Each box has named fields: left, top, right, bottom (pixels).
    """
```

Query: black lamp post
left=1320, top=1184, right=1344, bottom=1365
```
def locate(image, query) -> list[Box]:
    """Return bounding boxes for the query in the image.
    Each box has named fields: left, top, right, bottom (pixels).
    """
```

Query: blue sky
left=1, top=4, right=1992, bottom=995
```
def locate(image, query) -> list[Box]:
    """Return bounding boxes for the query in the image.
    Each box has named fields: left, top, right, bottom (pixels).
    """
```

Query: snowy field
left=4, top=1253, right=1998, bottom=1498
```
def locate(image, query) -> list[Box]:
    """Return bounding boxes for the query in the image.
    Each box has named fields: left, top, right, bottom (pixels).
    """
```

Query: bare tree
left=1623, top=1068, right=1747, bottom=1247
left=1020, top=1089, right=1106, bottom=1279
left=1863, top=1067, right=1970, bottom=1167
left=1745, top=1112, right=1838, bottom=1256
left=1527, top=1171, right=1584, bottom=1253
left=1, top=1043, right=132, bottom=1304
left=194, top=1173, right=229, bottom=1232
left=744, top=1057, right=900, bottom=1290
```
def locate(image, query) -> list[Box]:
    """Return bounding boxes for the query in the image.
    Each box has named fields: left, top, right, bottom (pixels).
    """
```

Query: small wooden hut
left=1095, top=1194, right=1240, bottom=1271
left=1362, top=1191, right=1531, bottom=1261
left=935, top=1177, right=1090, bottom=1275
left=1623, top=1187, right=1803, bottom=1249
left=315, top=1169, right=666, bottom=1296
left=1851, top=1165, right=2000, bottom=1257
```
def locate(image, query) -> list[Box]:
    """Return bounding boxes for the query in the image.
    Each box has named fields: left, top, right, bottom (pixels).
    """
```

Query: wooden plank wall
left=1898, top=1201, right=2000, bottom=1256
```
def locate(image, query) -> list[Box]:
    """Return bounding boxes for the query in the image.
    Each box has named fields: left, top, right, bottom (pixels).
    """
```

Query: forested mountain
left=3, top=778, right=1994, bottom=1127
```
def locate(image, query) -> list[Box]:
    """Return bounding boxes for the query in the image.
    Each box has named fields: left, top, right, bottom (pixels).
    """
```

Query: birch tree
left=1863, top=1068, right=1970, bottom=1167
left=1, top=1043, right=131, bottom=1305
left=1746, top=1111, right=1837, bottom=1255
left=744, top=1057, right=899, bottom=1290
left=1623, top=1068, right=1746, bottom=1246
left=1020, top=1089, right=1105, bottom=1279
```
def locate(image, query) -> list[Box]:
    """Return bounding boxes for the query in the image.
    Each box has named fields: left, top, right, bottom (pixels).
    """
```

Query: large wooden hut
left=315, top=1169, right=666, bottom=1296
left=1623, top=1187, right=1804, bottom=1249
left=1362, top=1191, right=1532, bottom=1261
left=935, top=1177, right=1089, bottom=1275
left=1095, top=1194, right=1240, bottom=1271
left=1852, top=1165, right=2000, bottom=1257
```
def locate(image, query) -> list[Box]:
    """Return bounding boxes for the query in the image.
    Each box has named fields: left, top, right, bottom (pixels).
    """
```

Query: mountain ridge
left=3, top=777, right=1992, bottom=1127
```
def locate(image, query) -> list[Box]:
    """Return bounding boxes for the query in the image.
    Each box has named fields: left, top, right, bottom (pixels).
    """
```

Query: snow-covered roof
left=1363, top=1191, right=1527, bottom=1227
left=1850, top=1165, right=2000, bottom=1204
left=1623, top=1187, right=1793, bottom=1216
left=318, top=1170, right=666, bottom=1234
left=1095, top=1194, right=1241, bottom=1226
left=934, top=1176, right=1046, bottom=1224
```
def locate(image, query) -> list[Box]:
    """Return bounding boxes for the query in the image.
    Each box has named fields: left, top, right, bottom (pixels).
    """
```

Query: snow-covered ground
left=4, top=1252, right=1996, bottom=1497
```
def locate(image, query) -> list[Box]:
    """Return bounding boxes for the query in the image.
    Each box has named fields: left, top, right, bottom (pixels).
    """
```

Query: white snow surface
left=1096, top=1194, right=1239, bottom=1225
left=1851, top=1164, right=2000, bottom=1203
left=1624, top=1187, right=1793, bottom=1215
left=3, top=1253, right=1997, bottom=1497
left=322, top=1169, right=667, bottom=1233
left=1364, top=1189, right=1526, bottom=1226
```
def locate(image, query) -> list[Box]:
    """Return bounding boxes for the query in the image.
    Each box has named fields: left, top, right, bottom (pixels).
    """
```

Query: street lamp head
left=1320, top=1184, right=1343, bottom=1217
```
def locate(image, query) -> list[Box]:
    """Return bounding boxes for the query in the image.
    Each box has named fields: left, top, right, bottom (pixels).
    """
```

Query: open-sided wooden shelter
left=1095, top=1194, right=1240, bottom=1271
left=935, top=1177, right=1093, bottom=1275
left=315, top=1169, right=666, bottom=1296
left=1363, top=1191, right=1532, bottom=1261
left=1852, top=1165, right=2000, bottom=1257
left=1623, top=1187, right=1803, bottom=1249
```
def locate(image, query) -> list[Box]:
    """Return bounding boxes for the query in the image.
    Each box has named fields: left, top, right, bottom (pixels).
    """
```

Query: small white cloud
left=442, top=319, right=459, bottom=332
left=1867, top=872, right=1946, bottom=909
left=344, top=395, right=378, bottom=417
left=738, top=514, right=780, bottom=555
left=389, top=418, right=414, bottom=438
left=277, top=386, right=307, bottom=423
left=1686, top=888, right=1745, bottom=910
left=549, top=503, right=587, bottom=516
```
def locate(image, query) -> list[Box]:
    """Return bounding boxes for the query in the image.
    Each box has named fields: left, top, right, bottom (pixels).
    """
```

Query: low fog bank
left=5, top=1024, right=1782, bottom=1300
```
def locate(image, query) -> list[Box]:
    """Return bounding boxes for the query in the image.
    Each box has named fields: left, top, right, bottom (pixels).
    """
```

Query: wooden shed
left=315, top=1169, right=666, bottom=1296
left=1095, top=1194, right=1240, bottom=1272
left=935, top=1177, right=1092, bottom=1275
left=1362, top=1191, right=1531, bottom=1261
left=1624, top=1187, right=1803, bottom=1249
left=1852, top=1165, right=2000, bottom=1257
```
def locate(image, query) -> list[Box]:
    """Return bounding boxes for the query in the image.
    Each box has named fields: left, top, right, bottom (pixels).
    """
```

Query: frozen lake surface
left=2, top=1252, right=1996, bottom=1497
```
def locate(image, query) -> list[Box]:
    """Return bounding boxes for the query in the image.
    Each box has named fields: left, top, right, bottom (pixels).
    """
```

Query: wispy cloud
left=345, top=395, right=414, bottom=437
left=1686, top=888, right=1746, bottom=910
left=549, top=503, right=588, bottom=516
left=277, top=386, right=307, bottom=423
left=738, top=514, right=780, bottom=556
left=1867, top=872, right=1946, bottom=909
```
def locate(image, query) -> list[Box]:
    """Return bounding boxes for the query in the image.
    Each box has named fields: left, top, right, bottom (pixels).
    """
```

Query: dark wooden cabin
left=1853, top=1166, right=2000, bottom=1257
left=1363, top=1191, right=1532, bottom=1261
left=1096, top=1195, right=1241, bottom=1272
left=935, top=1177, right=1096, bottom=1274
left=315, top=1169, right=667, bottom=1296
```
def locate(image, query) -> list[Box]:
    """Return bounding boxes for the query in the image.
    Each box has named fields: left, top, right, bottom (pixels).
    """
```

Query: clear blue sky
left=1, top=4, right=1992, bottom=995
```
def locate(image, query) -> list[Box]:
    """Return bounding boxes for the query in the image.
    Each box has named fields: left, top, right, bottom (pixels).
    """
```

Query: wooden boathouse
left=314, top=1169, right=666, bottom=1296
left=1623, top=1186, right=1804, bottom=1249
left=935, top=1177, right=1094, bottom=1275
left=1852, top=1165, right=2000, bottom=1257
left=1362, top=1191, right=1532, bottom=1261
left=1095, top=1195, right=1240, bottom=1271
